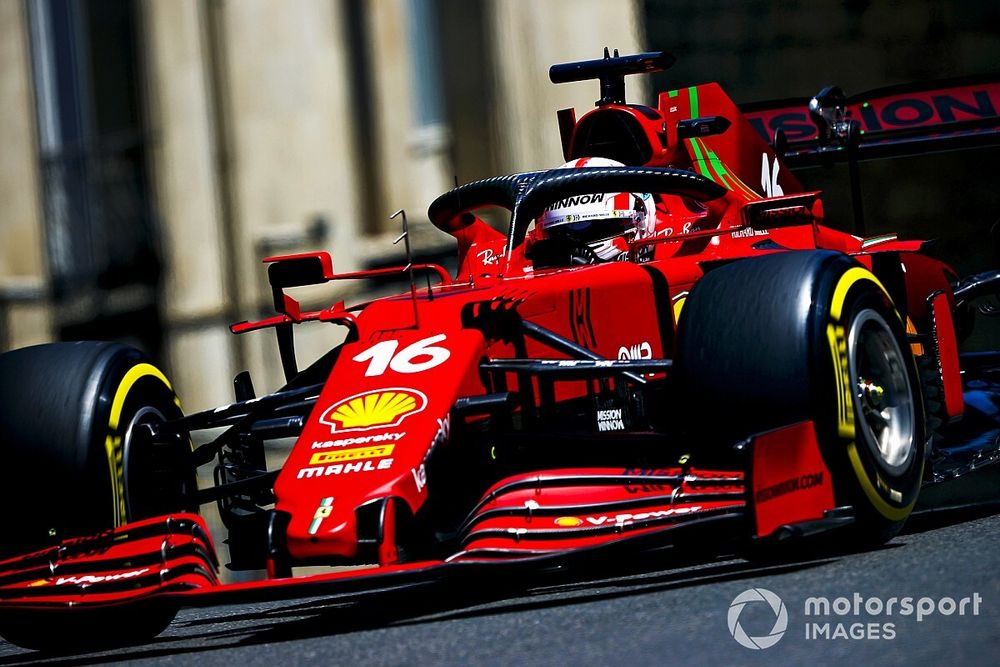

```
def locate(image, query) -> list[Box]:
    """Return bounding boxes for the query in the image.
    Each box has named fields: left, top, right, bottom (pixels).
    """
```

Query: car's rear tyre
left=0, top=342, right=195, bottom=648
left=673, top=251, right=926, bottom=545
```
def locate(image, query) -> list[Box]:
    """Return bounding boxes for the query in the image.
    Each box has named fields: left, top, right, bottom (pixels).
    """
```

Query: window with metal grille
left=26, top=0, right=161, bottom=351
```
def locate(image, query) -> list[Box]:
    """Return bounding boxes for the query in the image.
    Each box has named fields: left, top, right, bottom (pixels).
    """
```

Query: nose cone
left=284, top=495, right=359, bottom=561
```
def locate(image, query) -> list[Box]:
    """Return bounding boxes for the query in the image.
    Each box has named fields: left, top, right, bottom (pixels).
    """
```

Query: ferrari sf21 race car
left=1, top=50, right=999, bottom=651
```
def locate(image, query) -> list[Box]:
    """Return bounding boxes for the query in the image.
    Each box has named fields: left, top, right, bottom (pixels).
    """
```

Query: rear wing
left=741, top=74, right=1000, bottom=168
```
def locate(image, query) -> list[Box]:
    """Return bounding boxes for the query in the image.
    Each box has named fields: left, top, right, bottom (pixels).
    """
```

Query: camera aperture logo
left=727, top=589, right=983, bottom=648
left=728, top=588, right=788, bottom=649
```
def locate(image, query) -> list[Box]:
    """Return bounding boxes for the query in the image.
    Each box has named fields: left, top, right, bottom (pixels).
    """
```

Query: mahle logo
left=728, top=588, right=788, bottom=650
left=320, top=388, right=427, bottom=433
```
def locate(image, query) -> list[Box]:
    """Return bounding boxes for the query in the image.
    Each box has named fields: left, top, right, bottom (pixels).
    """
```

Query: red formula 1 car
left=1, top=51, right=999, bottom=650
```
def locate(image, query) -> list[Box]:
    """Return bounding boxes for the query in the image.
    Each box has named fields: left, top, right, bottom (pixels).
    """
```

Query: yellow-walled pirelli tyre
left=0, top=342, right=196, bottom=649
left=674, top=251, right=926, bottom=546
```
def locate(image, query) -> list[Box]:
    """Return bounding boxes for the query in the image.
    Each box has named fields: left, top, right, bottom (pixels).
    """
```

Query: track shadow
left=903, top=500, right=1000, bottom=535
left=0, top=552, right=837, bottom=667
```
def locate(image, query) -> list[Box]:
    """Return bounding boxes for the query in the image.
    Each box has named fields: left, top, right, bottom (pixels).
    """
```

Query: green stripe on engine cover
left=687, top=86, right=700, bottom=118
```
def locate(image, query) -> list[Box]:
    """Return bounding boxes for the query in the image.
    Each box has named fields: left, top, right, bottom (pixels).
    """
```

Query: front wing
left=0, top=420, right=844, bottom=615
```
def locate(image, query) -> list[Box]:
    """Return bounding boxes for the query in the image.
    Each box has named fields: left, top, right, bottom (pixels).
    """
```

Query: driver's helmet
left=536, top=157, right=656, bottom=262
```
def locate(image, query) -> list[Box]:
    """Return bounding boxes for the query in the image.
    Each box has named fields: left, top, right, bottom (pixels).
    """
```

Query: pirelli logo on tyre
left=309, top=445, right=395, bottom=465
left=319, top=388, right=427, bottom=433
left=826, top=322, right=854, bottom=438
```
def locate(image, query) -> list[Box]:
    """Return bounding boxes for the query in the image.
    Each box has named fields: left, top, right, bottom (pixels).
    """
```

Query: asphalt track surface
left=1, top=472, right=998, bottom=666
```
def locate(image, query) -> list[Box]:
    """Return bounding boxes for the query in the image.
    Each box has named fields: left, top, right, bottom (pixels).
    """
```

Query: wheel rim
left=847, top=309, right=916, bottom=474
left=122, top=406, right=166, bottom=523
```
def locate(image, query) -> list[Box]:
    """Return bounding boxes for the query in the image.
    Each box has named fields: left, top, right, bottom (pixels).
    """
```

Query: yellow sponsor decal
left=320, top=388, right=427, bottom=433
left=309, top=445, right=395, bottom=465
left=554, top=516, right=583, bottom=527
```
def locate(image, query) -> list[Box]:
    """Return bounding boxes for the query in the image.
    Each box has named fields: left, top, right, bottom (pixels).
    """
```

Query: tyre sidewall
left=673, top=251, right=926, bottom=542
left=87, top=348, right=190, bottom=525
left=0, top=343, right=190, bottom=552
left=811, top=266, right=926, bottom=534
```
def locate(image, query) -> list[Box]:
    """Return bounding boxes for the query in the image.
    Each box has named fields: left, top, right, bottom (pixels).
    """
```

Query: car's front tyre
left=673, top=251, right=926, bottom=545
left=0, top=341, right=195, bottom=649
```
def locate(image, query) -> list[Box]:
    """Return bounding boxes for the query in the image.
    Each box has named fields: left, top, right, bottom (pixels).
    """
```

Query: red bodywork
left=0, top=66, right=972, bottom=616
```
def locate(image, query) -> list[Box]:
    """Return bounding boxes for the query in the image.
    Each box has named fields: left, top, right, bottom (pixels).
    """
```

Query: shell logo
left=554, top=516, right=583, bottom=527
left=320, top=387, right=427, bottom=433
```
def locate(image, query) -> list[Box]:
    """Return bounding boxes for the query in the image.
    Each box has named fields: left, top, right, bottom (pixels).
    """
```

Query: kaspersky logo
left=319, top=388, right=427, bottom=433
